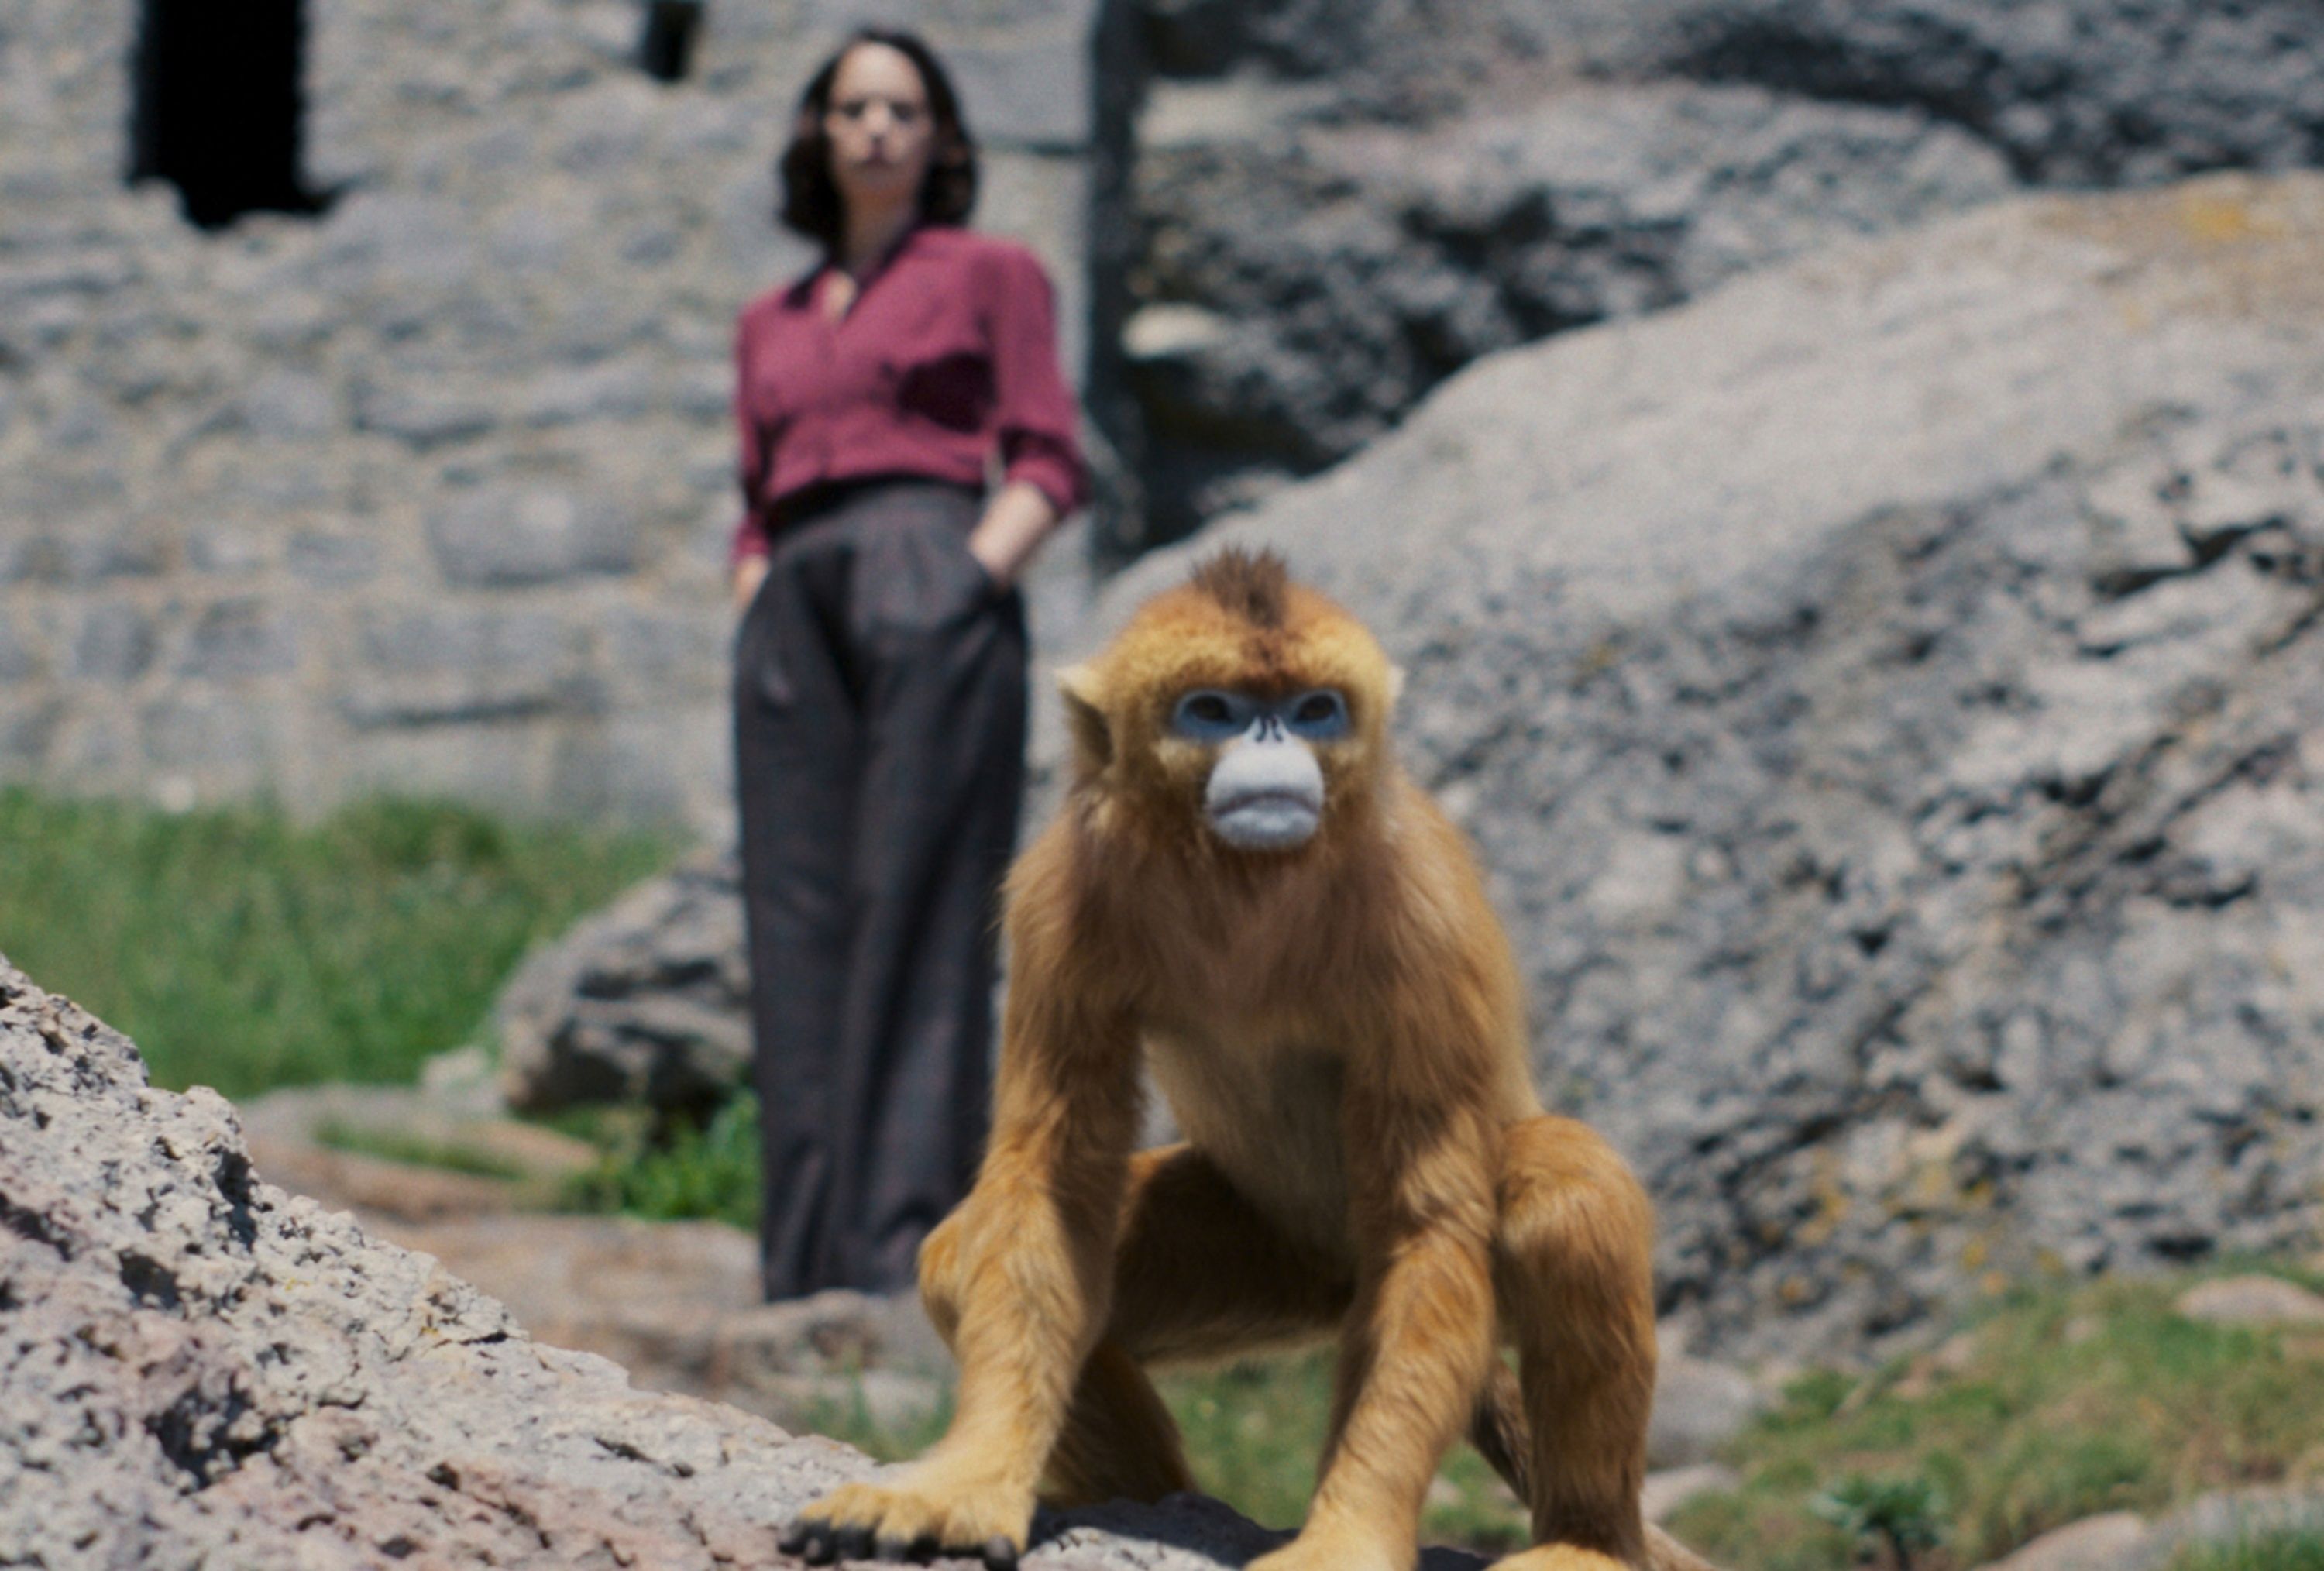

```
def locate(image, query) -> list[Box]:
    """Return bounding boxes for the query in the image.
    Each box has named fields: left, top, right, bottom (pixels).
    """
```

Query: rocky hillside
left=0, top=954, right=1401, bottom=1569
left=1096, top=172, right=2324, bottom=1359
left=1116, top=0, right=2324, bottom=540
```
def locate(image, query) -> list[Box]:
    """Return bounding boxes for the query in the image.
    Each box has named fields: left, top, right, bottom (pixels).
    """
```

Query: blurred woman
left=729, top=29, right=1085, bottom=1300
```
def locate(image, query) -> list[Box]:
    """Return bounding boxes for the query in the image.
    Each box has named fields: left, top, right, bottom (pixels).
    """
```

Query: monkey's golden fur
left=792, top=551, right=1715, bottom=1571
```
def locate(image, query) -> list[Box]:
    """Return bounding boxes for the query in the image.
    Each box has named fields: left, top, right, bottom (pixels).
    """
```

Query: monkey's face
left=1168, top=686, right=1350, bottom=851
left=1060, top=554, right=1397, bottom=858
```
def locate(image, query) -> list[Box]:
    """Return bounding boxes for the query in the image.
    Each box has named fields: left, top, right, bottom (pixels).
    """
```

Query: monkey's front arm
left=1254, top=1084, right=1502, bottom=1571
left=782, top=984, right=1140, bottom=1569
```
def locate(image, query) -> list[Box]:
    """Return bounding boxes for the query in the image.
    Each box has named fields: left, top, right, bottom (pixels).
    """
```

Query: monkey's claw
left=783, top=1475, right=1030, bottom=1567
left=775, top=1521, right=827, bottom=1562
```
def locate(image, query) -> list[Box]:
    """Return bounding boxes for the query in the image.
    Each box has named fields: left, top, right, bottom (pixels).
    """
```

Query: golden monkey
left=784, top=549, right=1716, bottom=1571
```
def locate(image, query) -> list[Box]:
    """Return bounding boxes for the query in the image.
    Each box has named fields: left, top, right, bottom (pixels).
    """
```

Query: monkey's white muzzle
left=1205, top=737, right=1325, bottom=850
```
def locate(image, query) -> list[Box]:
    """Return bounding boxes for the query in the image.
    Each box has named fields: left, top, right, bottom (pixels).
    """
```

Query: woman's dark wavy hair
left=778, top=29, right=978, bottom=249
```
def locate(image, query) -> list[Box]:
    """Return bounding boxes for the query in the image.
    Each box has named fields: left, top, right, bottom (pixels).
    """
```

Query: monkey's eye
left=1284, top=689, right=1349, bottom=740
left=1171, top=689, right=1253, bottom=741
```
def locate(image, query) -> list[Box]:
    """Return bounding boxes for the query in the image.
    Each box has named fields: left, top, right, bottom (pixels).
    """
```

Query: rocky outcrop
left=1649, top=0, right=2324, bottom=184
left=1095, top=173, right=2324, bottom=1360
left=0, top=952, right=1493, bottom=1569
left=1125, top=79, right=2011, bottom=534
left=1115, top=0, right=2324, bottom=541
left=495, top=844, right=749, bottom=1114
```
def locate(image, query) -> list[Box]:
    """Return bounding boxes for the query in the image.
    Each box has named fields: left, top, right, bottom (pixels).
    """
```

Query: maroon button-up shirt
left=730, top=225, right=1087, bottom=562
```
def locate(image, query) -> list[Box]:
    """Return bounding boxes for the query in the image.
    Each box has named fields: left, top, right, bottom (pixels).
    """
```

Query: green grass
left=1667, top=1267, right=2324, bottom=1571
left=0, top=789, right=675, bottom=1097
left=2174, top=1533, right=2324, bottom=1571
left=559, top=1092, right=762, bottom=1229
left=311, top=1117, right=532, bottom=1181
left=1159, top=1349, right=1529, bottom=1552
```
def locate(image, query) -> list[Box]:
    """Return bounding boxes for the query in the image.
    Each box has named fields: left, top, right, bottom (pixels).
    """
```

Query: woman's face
left=822, top=42, right=937, bottom=215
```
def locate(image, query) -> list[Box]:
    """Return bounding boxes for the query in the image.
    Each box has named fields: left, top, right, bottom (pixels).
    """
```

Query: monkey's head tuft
left=1058, top=551, right=1401, bottom=856
left=1188, top=547, right=1290, bottom=630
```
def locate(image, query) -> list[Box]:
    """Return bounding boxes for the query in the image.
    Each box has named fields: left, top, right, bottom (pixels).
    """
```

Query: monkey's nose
left=1205, top=739, right=1324, bottom=850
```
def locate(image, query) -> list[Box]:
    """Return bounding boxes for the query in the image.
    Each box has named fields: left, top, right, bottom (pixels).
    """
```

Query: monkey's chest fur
left=1144, top=1028, right=1353, bottom=1256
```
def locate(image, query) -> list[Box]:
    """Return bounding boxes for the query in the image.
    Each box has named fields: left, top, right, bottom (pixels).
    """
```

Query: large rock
left=0, top=952, right=1489, bottom=1568
left=1115, top=0, right=2324, bottom=542
left=496, top=844, right=750, bottom=1115
left=1126, top=79, right=2013, bottom=533
left=2173, top=1275, right=2324, bottom=1328
left=1650, top=0, right=2324, bottom=186
left=1090, top=173, right=2324, bottom=1360
left=1979, top=1513, right=2153, bottom=1571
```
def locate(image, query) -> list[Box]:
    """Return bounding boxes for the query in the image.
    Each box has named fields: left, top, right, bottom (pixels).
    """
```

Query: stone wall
left=0, top=0, right=1101, bottom=828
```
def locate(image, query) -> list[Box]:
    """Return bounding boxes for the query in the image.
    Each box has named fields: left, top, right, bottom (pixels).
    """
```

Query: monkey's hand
left=779, top=1463, right=1034, bottom=1569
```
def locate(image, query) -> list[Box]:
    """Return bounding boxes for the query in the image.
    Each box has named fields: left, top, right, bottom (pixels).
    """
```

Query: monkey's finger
left=831, top=1524, right=875, bottom=1562
left=980, top=1535, right=1020, bottom=1571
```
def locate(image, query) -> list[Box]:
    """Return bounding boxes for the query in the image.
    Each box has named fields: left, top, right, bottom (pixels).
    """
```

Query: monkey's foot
left=1487, top=1547, right=1633, bottom=1571
left=780, top=1470, right=1033, bottom=1569
left=1246, top=1525, right=1405, bottom=1571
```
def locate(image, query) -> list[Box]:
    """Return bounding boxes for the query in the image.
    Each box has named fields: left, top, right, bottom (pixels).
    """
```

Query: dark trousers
left=733, top=480, right=1026, bottom=1300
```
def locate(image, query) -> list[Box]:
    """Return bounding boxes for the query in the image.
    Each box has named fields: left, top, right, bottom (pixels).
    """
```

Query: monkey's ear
left=1057, top=664, right=1112, bottom=769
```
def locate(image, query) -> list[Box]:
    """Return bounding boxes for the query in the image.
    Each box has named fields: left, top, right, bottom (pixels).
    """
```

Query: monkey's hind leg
left=1041, top=1339, right=1195, bottom=1508
left=1486, top=1116, right=1659, bottom=1571
left=1472, top=1365, right=1720, bottom=1571
left=1039, top=1144, right=1352, bottom=1511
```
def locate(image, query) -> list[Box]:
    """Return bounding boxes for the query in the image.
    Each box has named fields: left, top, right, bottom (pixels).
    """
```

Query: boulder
left=1978, top=1512, right=2154, bottom=1571
left=0, top=952, right=1487, bottom=1569
left=1128, top=79, right=2012, bottom=533
left=1647, top=1349, right=1768, bottom=1467
left=1138, top=0, right=2324, bottom=170
left=1116, top=0, right=2324, bottom=542
left=496, top=843, right=750, bottom=1115
left=2174, top=1275, right=2324, bottom=1328
left=1648, top=0, right=2324, bottom=186
left=2129, top=1487, right=2324, bottom=1571
left=1088, top=173, right=2324, bottom=1359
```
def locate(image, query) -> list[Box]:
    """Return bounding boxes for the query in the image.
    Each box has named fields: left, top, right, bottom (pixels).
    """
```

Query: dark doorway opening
left=132, top=0, right=327, bottom=229
left=639, top=0, right=705, bottom=83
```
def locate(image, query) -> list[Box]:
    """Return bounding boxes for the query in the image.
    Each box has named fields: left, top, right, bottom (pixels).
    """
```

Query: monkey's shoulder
left=1358, top=777, right=1517, bottom=955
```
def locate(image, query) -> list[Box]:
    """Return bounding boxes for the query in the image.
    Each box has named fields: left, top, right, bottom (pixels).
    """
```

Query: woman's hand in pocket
left=964, top=480, right=1062, bottom=590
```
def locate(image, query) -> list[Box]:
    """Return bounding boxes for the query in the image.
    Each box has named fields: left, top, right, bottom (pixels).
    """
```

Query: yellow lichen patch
left=2040, top=171, right=2324, bottom=330
left=1800, top=1150, right=1851, bottom=1246
left=2174, top=187, right=2289, bottom=247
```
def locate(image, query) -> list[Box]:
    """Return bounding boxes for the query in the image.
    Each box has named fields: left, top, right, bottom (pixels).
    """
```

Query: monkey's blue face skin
left=1176, top=689, right=1347, bottom=850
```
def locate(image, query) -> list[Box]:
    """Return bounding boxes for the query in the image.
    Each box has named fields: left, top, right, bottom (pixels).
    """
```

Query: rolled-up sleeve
left=985, top=248, right=1088, bottom=516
